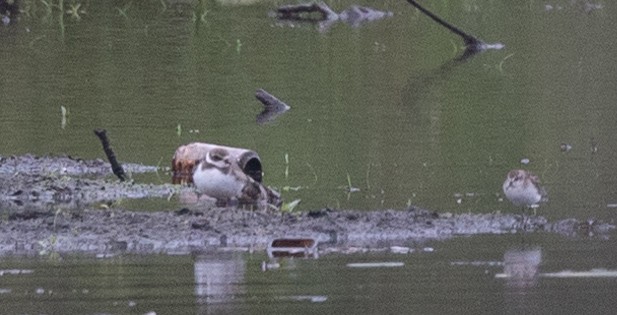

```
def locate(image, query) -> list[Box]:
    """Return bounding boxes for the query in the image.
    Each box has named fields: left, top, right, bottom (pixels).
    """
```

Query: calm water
left=1, top=0, right=616, bottom=216
left=1, top=234, right=617, bottom=314
left=2, top=0, right=617, bottom=313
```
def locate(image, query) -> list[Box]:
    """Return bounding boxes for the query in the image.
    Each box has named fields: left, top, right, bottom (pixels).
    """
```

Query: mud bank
left=0, top=154, right=183, bottom=211
left=0, top=155, right=614, bottom=256
left=1, top=206, right=613, bottom=257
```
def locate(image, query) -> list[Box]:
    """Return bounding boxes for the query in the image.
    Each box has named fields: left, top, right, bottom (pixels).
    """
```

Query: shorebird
left=192, top=148, right=269, bottom=206
left=502, top=169, right=545, bottom=228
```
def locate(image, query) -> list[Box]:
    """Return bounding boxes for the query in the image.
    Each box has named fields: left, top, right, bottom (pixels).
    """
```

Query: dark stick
left=405, top=0, right=484, bottom=47
left=94, top=129, right=127, bottom=181
left=276, top=2, right=338, bottom=21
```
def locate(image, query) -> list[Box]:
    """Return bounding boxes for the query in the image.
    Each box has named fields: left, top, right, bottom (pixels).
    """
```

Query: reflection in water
left=501, top=247, right=542, bottom=288
left=499, top=246, right=542, bottom=314
left=194, top=253, right=246, bottom=314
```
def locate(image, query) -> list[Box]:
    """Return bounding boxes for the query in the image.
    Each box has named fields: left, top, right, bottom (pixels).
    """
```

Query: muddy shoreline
left=0, top=155, right=614, bottom=256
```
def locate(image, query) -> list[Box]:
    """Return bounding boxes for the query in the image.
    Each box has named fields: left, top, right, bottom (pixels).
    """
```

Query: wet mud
left=0, top=155, right=614, bottom=256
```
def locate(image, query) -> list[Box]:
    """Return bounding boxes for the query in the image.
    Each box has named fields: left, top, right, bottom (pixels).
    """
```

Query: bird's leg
left=520, top=207, right=528, bottom=231
left=215, top=198, right=228, bottom=208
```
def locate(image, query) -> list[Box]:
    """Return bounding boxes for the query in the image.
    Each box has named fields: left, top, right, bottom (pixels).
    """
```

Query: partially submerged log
left=273, top=1, right=392, bottom=30
left=339, top=5, right=393, bottom=27
left=275, top=2, right=338, bottom=21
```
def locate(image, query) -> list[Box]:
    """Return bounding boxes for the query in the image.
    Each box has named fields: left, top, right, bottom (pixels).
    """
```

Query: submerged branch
left=255, top=89, right=290, bottom=124
left=275, top=2, right=338, bottom=21
left=405, top=0, right=504, bottom=55
left=406, top=0, right=483, bottom=47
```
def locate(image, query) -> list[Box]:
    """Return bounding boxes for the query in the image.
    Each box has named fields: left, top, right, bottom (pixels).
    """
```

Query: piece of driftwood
left=93, top=129, right=127, bottom=181
left=276, top=2, right=338, bottom=21
left=255, top=89, right=290, bottom=125
left=405, top=0, right=504, bottom=58
left=339, top=5, right=393, bottom=27
left=273, top=2, right=392, bottom=30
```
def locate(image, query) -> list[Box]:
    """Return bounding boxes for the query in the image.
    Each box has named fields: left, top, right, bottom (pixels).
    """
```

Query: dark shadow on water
left=400, top=46, right=480, bottom=114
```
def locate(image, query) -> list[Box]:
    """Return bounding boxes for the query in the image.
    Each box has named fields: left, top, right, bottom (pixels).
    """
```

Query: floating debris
left=450, top=261, right=503, bottom=267
left=0, top=269, right=34, bottom=276
left=278, top=295, right=328, bottom=303
left=261, top=261, right=281, bottom=271
left=540, top=269, right=617, bottom=278
left=560, top=143, right=572, bottom=152
left=60, top=106, right=68, bottom=129
left=591, top=138, right=598, bottom=154
left=267, top=238, right=318, bottom=258
left=497, top=269, right=617, bottom=279
left=272, top=2, right=392, bottom=32
left=390, top=246, right=412, bottom=254
left=583, top=3, right=604, bottom=13
left=347, top=262, right=404, bottom=268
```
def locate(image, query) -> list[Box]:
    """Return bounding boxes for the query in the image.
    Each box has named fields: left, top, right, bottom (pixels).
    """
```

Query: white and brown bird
left=502, top=169, right=544, bottom=208
left=192, top=148, right=274, bottom=207
left=502, top=169, right=546, bottom=229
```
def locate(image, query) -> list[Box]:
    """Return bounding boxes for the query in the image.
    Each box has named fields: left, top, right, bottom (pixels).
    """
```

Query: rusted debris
left=172, top=142, right=262, bottom=185
left=273, top=1, right=392, bottom=30
left=267, top=238, right=318, bottom=258
left=93, top=129, right=127, bottom=181
left=172, top=142, right=281, bottom=207
left=255, top=89, right=290, bottom=125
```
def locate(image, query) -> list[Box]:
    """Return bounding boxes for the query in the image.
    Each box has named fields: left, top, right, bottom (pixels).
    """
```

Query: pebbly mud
left=0, top=154, right=614, bottom=256
left=0, top=154, right=183, bottom=211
